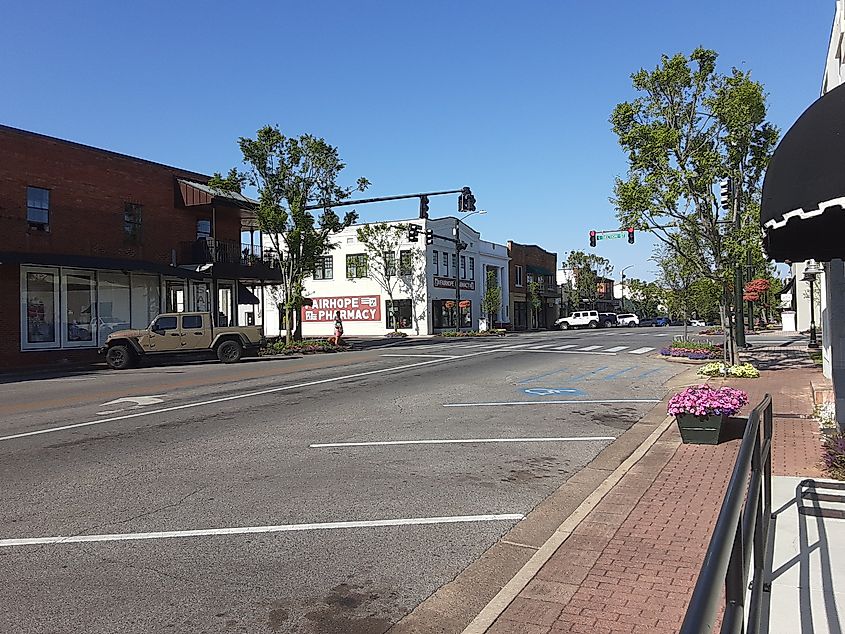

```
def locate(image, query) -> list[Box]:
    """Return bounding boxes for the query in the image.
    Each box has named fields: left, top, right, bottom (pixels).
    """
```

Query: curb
left=460, top=412, right=677, bottom=633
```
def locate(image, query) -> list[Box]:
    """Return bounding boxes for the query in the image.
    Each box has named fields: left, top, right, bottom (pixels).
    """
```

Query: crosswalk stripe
left=553, top=344, right=577, bottom=350
left=456, top=343, right=489, bottom=349
left=578, top=345, right=602, bottom=351
left=530, top=344, right=555, bottom=349
left=604, top=346, right=629, bottom=352
left=629, top=347, right=654, bottom=355
left=503, top=344, right=535, bottom=349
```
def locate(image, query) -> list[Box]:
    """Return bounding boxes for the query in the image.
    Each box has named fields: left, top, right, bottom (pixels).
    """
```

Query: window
left=432, top=299, right=456, bottom=329
left=196, top=219, right=211, bottom=239
left=433, top=250, right=439, bottom=275
left=515, top=265, right=524, bottom=286
left=442, top=252, right=449, bottom=277
left=131, top=275, right=160, bottom=329
left=400, top=250, right=413, bottom=276
left=124, top=202, right=142, bottom=242
left=346, top=253, right=368, bottom=278
left=26, top=186, right=50, bottom=230
left=452, top=253, right=457, bottom=272
left=386, top=299, right=413, bottom=329
left=22, top=267, right=59, bottom=348
left=98, top=272, right=131, bottom=345
left=385, top=252, right=397, bottom=277
left=469, top=257, right=475, bottom=280
left=314, top=255, right=334, bottom=280
left=460, top=256, right=466, bottom=279
left=152, top=315, right=178, bottom=331
left=182, top=315, right=203, bottom=330
left=62, top=271, right=96, bottom=347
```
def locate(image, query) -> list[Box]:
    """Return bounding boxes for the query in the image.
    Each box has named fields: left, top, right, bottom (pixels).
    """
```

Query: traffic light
left=425, top=229, right=434, bottom=245
left=627, top=227, right=635, bottom=244
left=720, top=177, right=733, bottom=211
left=458, top=187, right=476, bottom=212
left=407, top=224, right=420, bottom=242
left=589, top=230, right=596, bottom=248
left=419, top=195, right=429, bottom=219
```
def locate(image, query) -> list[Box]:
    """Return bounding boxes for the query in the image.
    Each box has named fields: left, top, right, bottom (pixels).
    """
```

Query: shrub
left=814, top=402, right=838, bottom=430
left=668, top=385, right=749, bottom=417
left=442, top=330, right=505, bottom=337
left=698, top=362, right=760, bottom=378
left=260, top=339, right=344, bottom=355
left=822, top=433, right=845, bottom=480
left=385, top=331, right=408, bottom=338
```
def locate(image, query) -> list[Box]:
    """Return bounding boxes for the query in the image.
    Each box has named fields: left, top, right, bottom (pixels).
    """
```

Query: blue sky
left=0, top=1, right=834, bottom=281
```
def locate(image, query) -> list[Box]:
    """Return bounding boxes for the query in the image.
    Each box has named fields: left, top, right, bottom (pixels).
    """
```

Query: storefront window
left=218, top=285, right=233, bottom=326
left=386, top=299, right=413, bottom=329
left=192, top=282, right=210, bottom=312
left=166, top=280, right=186, bottom=313
left=98, top=272, right=131, bottom=345
left=131, top=275, right=160, bottom=329
left=22, top=268, right=59, bottom=348
left=432, top=299, right=456, bottom=329
left=62, top=271, right=96, bottom=346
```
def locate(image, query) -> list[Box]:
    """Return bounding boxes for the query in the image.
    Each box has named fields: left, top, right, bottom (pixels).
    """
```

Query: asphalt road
left=1, top=326, right=693, bottom=634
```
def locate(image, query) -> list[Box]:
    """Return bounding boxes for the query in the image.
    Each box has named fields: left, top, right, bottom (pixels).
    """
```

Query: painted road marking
left=101, top=395, right=165, bottom=407
left=0, top=514, right=525, bottom=548
left=456, top=344, right=490, bottom=349
left=310, top=436, right=614, bottom=448
left=637, top=368, right=660, bottom=379
left=629, top=347, right=654, bottom=355
left=602, top=367, right=635, bottom=380
left=529, top=344, right=555, bottom=349
left=503, top=344, right=535, bottom=349
left=604, top=346, right=629, bottom=353
left=381, top=354, right=458, bottom=359
left=522, top=388, right=584, bottom=396
left=513, top=349, right=616, bottom=356
left=444, top=399, right=661, bottom=407
left=569, top=367, right=608, bottom=382
left=0, top=350, right=502, bottom=443
left=553, top=344, right=577, bottom=350
left=577, top=345, right=602, bottom=351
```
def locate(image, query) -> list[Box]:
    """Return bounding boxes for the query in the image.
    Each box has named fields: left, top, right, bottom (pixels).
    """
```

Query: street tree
left=480, top=269, right=502, bottom=331
left=564, top=251, right=613, bottom=310
left=610, top=47, right=778, bottom=361
left=211, top=125, right=369, bottom=343
left=625, top=279, right=664, bottom=318
left=527, top=280, right=542, bottom=329
left=398, top=251, right=428, bottom=335
left=356, top=223, right=422, bottom=333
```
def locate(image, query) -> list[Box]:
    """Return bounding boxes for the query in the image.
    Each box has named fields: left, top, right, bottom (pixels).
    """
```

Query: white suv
left=555, top=311, right=600, bottom=330
left=617, top=313, right=640, bottom=327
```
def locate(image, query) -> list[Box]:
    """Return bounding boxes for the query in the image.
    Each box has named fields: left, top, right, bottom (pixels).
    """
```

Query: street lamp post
left=620, top=265, right=634, bottom=313
left=454, top=208, right=486, bottom=329
left=803, top=261, right=823, bottom=349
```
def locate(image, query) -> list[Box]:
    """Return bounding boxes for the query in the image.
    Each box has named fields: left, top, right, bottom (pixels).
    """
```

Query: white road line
left=577, top=345, right=602, bottom=351
left=604, top=346, right=629, bottom=353
left=629, top=347, right=655, bottom=355
left=503, top=344, right=535, bottom=349
left=529, top=344, right=556, bottom=349
left=553, top=344, right=577, bottom=350
left=0, top=350, right=500, bottom=443
left=381, top=354, right=458, bottom=359
left=444, top=399, right=661, bottom=407
left=513, top=349, right=617, bottom=356
left=456, top=344, right=490, bottom=349
left=310, top=436, right=616, bottom=448
left=0, top=514, right=525, bottom=548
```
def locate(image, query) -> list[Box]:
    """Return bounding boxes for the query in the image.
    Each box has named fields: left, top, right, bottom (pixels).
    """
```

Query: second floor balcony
left=178, top=239, right=282, bottom=281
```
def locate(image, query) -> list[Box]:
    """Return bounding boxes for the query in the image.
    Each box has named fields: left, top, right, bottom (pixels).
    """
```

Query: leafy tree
left=527, top=280, right=542, bottom=329
left=564, top=251, right=613, bottom=310
left=610, top=48, right=778, bottom=360
left=626, top=279, right=664, bottom=318
left=481, top=269, right=502, bottom=331
left=398, top=251, right=428, bottom=335
left=214, top=125, right=369, bottom=343
left=356, top=223, right=423, bottom=333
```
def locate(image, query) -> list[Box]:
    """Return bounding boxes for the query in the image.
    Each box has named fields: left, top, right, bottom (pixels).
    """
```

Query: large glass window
left=197, top=219, right=212, bottom=239
left=191, top=282, right=210, bottom=312
left=217, top=284, right=233, bottom=326
left=432, top=299, right=456, bottom=329
left=346, top=254, right=368, bottom=278
left=98, top=272, right=131, bottom=345
left=386, top=299, right=413, bottom=329
left=26, top=186, right=50, bottom=230
left=62, top=271, right=96, bottom=347
left=130, top=275, right=159, bottom=329
left=166, top=280, right=186, bottom=313
left=313, top=255, right=333, bottom=280
left=22, top=267, right=59, bottom=348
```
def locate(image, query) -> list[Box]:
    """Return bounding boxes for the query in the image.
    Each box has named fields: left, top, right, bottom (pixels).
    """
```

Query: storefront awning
left=177, top=179, right=257, bottom=209
left=0, top=252, right=205, bottom=279
left=237, top=283, right=259, bottom=305
left=761, top=82, right=845, bottom=262
left=527, top=265, right=553, bottom=276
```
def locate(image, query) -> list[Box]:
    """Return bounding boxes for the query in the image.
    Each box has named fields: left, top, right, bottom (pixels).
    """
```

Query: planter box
left=676, top=413, right=728, bottom=445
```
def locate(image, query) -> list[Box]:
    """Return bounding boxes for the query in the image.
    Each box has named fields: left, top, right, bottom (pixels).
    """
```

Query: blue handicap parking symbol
left=522, top=387, right=585, bottom=397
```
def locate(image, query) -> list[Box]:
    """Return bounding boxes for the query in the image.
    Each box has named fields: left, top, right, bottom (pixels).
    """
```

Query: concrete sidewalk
left=463, top=345, right=835, bottom=634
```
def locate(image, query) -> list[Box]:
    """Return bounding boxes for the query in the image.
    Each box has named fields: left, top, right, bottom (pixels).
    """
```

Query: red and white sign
left=301, top=295, right=381, bottom=322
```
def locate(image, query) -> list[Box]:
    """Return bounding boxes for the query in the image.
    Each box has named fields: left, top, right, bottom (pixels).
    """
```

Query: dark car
left=655, top=317, right=670, bottom=326
left=639, top=318, right=657, bottom=327
left=598, top=313, right=618, bottom=328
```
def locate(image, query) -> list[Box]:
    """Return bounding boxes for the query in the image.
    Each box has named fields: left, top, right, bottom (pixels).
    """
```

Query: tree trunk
left=682, top=306, right=688, bottom=341
left=285, top=305, right=294, bottom=345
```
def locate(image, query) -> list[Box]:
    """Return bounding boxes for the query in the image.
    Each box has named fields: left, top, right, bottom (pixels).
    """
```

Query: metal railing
left=179, top=240, right=275, bottom=267
left=680, top=393, right=774, bottom=634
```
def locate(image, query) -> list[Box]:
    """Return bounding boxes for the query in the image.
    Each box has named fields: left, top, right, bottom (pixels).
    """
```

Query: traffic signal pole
left=732, top=181, right=747, bottom=350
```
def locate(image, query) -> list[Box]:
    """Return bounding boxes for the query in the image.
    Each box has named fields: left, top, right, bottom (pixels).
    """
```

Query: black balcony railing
left=180, top=239, right=278, bottom=268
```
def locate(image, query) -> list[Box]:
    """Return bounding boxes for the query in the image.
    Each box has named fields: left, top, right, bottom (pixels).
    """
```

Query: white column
left=822, top=265, right=832, bottom=378
left=827, top=259, right=845, bottom=430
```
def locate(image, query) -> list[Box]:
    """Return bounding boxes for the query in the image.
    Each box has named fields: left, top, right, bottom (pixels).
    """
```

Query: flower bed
left=442, top=329, right=506, bottom=337
left=822, top=433, right=845, bottom=480
left=668, top=385, right=749, bottom=418
left=698, top=362, right=760, bottom=378
left=660, top=340, right=722, bottom=360
left=385, top=331, right=409, bottom=338
left=260, top=339, right=345, bottom=355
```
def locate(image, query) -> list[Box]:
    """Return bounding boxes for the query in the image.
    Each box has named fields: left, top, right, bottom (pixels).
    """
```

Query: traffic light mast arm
left=303, top=188, right=465, bottom=211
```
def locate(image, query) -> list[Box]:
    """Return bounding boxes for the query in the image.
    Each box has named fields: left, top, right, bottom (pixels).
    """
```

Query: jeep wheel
left=558, top=321, right=570, bottom=330
left=217, top=340, right=244, bottom=363
left=603, top=320, right=613, bottom=328
left=588, top=320, right=599, bottom=329
left=106, top=345, right=134, bottom=370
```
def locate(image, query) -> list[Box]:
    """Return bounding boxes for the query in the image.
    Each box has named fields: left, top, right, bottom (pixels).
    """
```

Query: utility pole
left=454, top=220, right=462, bottom=329
left=725, top=177, right=746, bottom=350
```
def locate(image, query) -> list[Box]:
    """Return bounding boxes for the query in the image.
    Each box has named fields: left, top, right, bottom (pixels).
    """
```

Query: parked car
left=669, top=319, right=684, bottom=326
left=555, top=310, right=600, bottom=330
left=598, top=313, right=618, bottom=328
left=690, top=319, right=705, bottom=327
left=616, top=313, right=640, bottom=327
left=655, top=317, right=670, bottom=326
left=639, top=318, right=657, bottom=327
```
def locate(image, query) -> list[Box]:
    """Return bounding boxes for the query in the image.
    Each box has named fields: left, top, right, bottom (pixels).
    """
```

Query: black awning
left=527, top=265, right=553, bottom=276
left=780, top=276, right=795, bottom=295
left=237, top=283, right=259, bottom=305
left=761, top=82, right=845, bottom=262
left=0, top=252, right=204, bottom=279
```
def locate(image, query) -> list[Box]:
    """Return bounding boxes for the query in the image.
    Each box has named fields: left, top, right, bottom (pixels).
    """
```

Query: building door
left=166, top=280, right=186, bottom=313
left=217, top=283, right=234, bottom=326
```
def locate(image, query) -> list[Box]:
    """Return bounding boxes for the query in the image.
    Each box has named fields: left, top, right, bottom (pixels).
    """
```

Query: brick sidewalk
left=484, top=348, right=825, bottom=634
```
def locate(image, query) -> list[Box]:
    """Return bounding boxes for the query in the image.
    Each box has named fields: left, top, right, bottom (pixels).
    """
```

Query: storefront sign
left=433, top=276, right=475, bottom=291
left=301, top=295, right=381, bottom=321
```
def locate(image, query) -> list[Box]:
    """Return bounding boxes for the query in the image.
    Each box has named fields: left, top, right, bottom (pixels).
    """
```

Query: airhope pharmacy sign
left=433, top=276, right=475, bottom=291
left=301, top=295, right=382, bottom=322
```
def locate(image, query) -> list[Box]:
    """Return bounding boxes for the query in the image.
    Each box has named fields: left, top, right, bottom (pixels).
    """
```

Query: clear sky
left=0, top=0, right=834, bottom=281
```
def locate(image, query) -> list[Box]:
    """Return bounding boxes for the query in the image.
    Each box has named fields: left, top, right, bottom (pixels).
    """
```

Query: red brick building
left=507, top=241, right=558, bottom=330
left=0, top=125, right=279, bottom=370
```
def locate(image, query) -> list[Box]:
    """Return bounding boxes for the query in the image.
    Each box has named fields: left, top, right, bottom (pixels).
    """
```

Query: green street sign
left=596, top=231, right=625, bottom=240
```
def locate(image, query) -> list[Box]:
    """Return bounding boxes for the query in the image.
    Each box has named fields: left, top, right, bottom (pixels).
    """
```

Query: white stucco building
left=248, top=215, right=510, bottom=337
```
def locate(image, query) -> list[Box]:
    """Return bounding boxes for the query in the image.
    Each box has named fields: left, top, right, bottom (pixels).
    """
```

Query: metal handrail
left=680, top=393, right=773, bottom=634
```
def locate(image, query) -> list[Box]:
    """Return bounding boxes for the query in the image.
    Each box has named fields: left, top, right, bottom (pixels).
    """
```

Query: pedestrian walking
left=332, top=311, right=344, bottom=346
